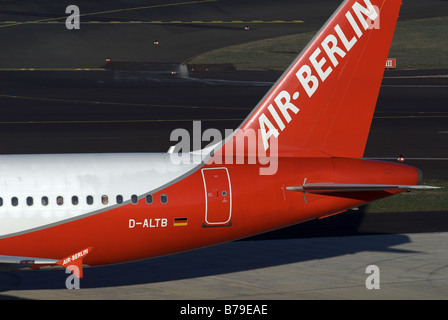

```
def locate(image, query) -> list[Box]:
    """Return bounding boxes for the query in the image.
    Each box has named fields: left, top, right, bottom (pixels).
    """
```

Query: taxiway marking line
left=0, top=114, right=445, bottom=124
left=0, top=68, right=105, bottom=71
left=0, top=20, right=305, bottom=25
left=1, top=94, right=447, bottom=119
left=0, top=119, right=244, bottom=125
left=374, top=115, right=448, bottom=119
left=365, top=158, right=448, bottom=161
left=0, top=94, right=249, bottom=111
left=0, top=0, right=218, bottom=28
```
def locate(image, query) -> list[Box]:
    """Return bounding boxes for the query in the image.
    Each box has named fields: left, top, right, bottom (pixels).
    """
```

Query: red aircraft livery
left=0, top=0, right=438, bottom=278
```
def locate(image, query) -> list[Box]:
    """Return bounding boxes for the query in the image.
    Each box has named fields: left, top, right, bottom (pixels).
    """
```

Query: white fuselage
left=0, top=153, right=198, bottom=237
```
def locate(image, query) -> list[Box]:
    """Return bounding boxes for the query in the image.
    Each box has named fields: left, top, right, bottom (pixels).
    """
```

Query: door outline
left=201, top=167, right=232, bottom=226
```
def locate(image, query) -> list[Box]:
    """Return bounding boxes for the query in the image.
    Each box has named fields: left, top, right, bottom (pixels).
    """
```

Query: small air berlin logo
left=57, top=247, right=93, bottom=289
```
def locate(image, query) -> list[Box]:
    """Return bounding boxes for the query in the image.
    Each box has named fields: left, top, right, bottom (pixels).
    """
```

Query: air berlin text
left=61, top=248, right=90, bottom=266
left=258, top=0, right=379, bottom=150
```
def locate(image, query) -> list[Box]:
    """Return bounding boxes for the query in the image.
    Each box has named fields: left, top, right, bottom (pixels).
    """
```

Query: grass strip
left=190, top=16, right=448, bottom=71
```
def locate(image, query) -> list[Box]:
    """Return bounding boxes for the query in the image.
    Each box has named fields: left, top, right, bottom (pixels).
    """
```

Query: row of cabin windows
left=0, top=194, right=168, bottom=207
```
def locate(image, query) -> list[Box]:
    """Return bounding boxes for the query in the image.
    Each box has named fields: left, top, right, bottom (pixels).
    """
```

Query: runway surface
left=0, top=69, right=447, bottom=179
left=1, top=0, right=447, bottom=67
left=0, top=0, right=447, bottom=301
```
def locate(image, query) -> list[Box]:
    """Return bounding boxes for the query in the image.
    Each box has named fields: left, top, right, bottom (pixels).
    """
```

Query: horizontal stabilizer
left=0, top=255, right=58, bottom=270
left=286, top=183, right=440, bottom=193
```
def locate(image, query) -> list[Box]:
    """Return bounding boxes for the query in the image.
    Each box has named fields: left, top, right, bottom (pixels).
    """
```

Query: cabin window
left=160, top=194, right=168, bottom=204
left=87, top=195, right=94, bottom=205
left=116, top=195, right=123, bottom=204
left=72, top=196, right=79, bottom=205
left=102, top=195, right=108, bottom=205
left=131, top=194, right=138, bottom=204
left=42, top=196, right=48, bottom=206
left=146, top=194, right=153, bottom=204
left=26, top=197, right=33, bottom=206
left=11, top=197, right=18, bottom=206
left=57, top=196, right=64, bottom=206
left=0, top=197, right=3, bottom=206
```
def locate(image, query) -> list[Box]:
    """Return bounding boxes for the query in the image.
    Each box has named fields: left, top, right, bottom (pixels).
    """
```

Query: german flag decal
left=174, top=217, right=188, bottom=227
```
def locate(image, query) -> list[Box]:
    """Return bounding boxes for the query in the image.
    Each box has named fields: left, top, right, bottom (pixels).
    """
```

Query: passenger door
left=201, top=167, right=232, bottom=227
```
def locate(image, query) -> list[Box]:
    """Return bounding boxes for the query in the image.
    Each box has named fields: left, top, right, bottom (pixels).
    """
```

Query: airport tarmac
left=0, top=232, right=447, bottom=300
left=0, top=0, right=447, bottom=68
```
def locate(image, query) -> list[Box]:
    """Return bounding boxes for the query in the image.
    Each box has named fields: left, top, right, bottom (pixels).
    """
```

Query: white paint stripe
left=365, top=158, right=448, bottom=161
left=381, top=85, right=448, bottom=88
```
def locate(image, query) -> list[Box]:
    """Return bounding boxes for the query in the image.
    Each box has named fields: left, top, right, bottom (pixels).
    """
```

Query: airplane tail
left=218, top=0, right=402, bottom=159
